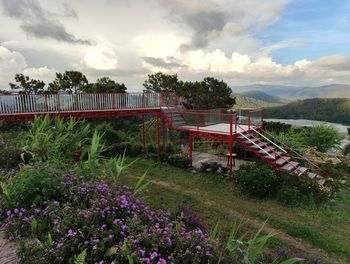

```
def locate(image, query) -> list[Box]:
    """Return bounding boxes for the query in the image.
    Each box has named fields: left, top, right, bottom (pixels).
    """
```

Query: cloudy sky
left=0, top=0, right=350, bottom=91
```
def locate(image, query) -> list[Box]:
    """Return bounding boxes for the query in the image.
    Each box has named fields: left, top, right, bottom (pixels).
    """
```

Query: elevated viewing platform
left=0, top=92, right=263, bottom=137
left=0, top=91, right=323, bottom=183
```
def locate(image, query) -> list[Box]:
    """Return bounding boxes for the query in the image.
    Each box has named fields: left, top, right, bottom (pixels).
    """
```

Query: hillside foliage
left=265, top=98, right=350, bottom=125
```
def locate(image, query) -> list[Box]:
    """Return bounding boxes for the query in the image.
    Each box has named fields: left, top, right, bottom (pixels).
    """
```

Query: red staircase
left=236, top=126, right=326, bottom=186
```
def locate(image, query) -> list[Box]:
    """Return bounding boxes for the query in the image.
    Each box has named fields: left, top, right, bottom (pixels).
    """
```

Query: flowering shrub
left=1, top=180, right=217, bottom=263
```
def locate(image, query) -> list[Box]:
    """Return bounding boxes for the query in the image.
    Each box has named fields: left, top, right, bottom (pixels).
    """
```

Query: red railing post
left=189, top=132, right=193, bottom=166
left=229, top=113, right=233, bottom=177
left=248, top=111, right=251, bottom=130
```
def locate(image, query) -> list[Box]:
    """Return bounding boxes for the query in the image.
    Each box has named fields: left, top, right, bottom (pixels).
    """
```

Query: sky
left=0, top=0, right=350, bottom=91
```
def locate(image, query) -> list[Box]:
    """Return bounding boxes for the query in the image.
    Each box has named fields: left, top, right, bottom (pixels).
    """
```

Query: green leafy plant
left=21, top=115, right=90, bottom=163
left=1, top=164, right=64, bottom=208
left=73, top=248, right=87, bottom=264
left=106, top=151, right=138, bottom=184
left=134, top=171, right=150, bottom=195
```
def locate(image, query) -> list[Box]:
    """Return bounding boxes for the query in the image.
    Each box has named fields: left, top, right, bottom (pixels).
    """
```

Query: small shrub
left=209, top=162, right=220, bottom=173
left=104, top=142, right=144, bottom=157
left=236, top=163, right=279, bottom=198
left=167, top=155, right=191, bottom=168
left=200, top=162, right=210, bottom=173
left=1, top=164, right=65, bottom=208
left=277, top=185, right=311, bottom=206
left=343, top=144, right=350, bottom=156
left=0, top=136, right=22, bottom=170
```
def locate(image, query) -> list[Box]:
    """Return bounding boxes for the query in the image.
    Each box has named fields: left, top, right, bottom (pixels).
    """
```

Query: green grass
left=120, top=158, right=350, bottom=263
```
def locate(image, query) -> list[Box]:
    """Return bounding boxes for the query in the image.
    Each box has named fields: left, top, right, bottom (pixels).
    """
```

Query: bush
left=103, top=142, right=144, bottom=157
left=0, top=136, right=22, bottom=170
left=167, top=155, right=191, bottom=169
left=236, top=163, right=279, bottom=198
left=1, top=164, right=65, bottom=208
left=277, top=185, right=312, bottom=206
left=343, top=144, right=350, bottom=156
left=300, top=124, right=342, bottom=152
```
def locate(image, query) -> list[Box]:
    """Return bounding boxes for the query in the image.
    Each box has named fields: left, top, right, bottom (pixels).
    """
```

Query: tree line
left=264, top=98, right=350, bottom=126
left=3, top=71, right=235, bottom=110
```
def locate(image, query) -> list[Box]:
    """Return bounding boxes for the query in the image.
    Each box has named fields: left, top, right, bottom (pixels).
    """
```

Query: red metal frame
left=0, top=92, right=270, bottom=176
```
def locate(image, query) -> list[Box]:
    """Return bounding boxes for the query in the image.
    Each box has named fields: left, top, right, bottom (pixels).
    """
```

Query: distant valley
left=232, top=84, right=350, bottom=100
left=232, top=84, right=350, bottom=126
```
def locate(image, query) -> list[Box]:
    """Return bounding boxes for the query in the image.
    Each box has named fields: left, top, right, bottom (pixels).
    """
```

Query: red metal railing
left=0, top=92, right=161, bottom=114
left=0, top=92, right=264, bottom=134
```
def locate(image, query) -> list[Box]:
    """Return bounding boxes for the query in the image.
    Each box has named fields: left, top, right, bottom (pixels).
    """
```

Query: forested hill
left=264, top=98, right=350, bottom=125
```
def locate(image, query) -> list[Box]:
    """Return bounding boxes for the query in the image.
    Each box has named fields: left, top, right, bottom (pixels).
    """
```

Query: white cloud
left=82, top=43, right=118, bottom=70
left=0, top=45, right=27, bottom=88
left=22, top=66, right=57, bottom=83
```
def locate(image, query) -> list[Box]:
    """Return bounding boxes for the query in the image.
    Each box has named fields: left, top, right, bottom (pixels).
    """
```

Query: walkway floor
left=181, top=123, right=252, bottom=135
left=191, top=151, right=250, bottom=170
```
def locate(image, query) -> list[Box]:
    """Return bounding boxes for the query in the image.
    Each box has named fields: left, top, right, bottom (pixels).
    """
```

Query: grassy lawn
left=121, top=158, right=350, bottom=264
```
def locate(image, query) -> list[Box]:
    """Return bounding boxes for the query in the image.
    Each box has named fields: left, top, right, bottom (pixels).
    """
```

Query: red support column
left=229, top=114, right=233, bottom=177
left=142, top=115, right=147, bottom=156
left=162, top=117, right=166, bottom=154
left=157, top=115, right=161, bottom=160
left=189, top=132, right=193, bottom=166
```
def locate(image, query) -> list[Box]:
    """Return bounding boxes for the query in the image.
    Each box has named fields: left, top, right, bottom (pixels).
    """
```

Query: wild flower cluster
left=1, top=175, right=217, bottom=263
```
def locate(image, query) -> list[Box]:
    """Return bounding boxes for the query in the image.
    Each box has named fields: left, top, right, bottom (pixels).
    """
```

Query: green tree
left=81, top=77, right=127, bottom=93
left=300, top=124, right=342, bottom=152
left=48, top=71, right=88, bottom=93
left=9, top=74, right=45, bottom=94
left=143, top=72, right=182, bottom=93
left=180, top=77, right=234, bottom=109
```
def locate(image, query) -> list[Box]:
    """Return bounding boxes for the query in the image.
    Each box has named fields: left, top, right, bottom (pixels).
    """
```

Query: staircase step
left=316, top=176, right=326, bottom=186
left=276, top=156, right=291, bottom=166
left=281, top=161, right=299, bottom=172
left=264, top=151, right=283, bottom=159
left=250, top=142, right=267, bottom=149
left=307, top=172, right=317, bottom=179
left=295, top=166, right=308, bottom=175
left=248, top=137, right=261, bottom=143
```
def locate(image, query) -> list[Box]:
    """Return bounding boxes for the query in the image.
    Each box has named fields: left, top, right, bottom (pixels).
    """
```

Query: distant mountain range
left=232, top=90, right=289, bottom=104
left=233, top=95, right=280, bottom=108
left=232, top=84, right=350, bottom=99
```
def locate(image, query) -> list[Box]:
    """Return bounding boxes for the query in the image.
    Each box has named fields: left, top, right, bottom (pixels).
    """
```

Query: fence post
left=248, top=111, right=251, bottom=130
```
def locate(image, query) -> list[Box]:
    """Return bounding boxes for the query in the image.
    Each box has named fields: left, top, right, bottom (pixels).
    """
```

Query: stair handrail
left=258, top=128, right=323, bottom=172
left=237, top=124, right=305, bottom=173
left=238, top=131, right=275, bottom=160
left=252, top=128, right=287, bottom=154
left=159, top=93, right=176, bottom=128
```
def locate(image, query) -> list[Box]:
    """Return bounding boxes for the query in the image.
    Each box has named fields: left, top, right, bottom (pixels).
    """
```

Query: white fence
left=0, top=93, right=161, bottom=114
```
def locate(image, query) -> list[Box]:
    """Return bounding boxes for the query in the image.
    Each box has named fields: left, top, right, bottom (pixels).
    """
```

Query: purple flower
left=150, top=251, right=158, bottom=260
left=67, top=229, right=76, bottom=237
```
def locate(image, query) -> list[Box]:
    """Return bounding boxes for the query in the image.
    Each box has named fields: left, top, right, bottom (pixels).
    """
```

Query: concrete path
left=0, top=231, right=19, bottom=264
left=192, top=151, right=250, bottom=170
